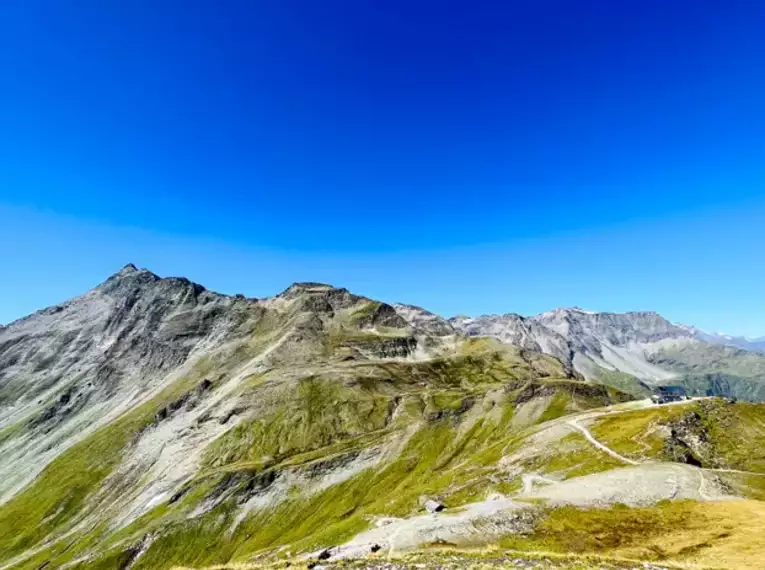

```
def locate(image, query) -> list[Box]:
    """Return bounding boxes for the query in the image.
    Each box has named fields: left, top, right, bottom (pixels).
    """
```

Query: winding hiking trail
left=564, top=399, right=765, bottom=477
left=565, top=418, right=639, bottom=466
left=572, top=406, right=711, bottom=501
left=561, top=399, right=765, bottom=503
left=324, top=399, right=736, bottom=559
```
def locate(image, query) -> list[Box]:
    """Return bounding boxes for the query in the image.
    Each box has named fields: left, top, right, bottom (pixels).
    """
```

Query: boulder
left=424, top=499, right=445, bottom=513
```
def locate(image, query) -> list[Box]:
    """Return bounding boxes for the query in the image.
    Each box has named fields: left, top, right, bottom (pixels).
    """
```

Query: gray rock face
left=393, top=304, right=455, bottom=338
left=342, top=335, right=418, bottom=359
left=0, top=265, right=263, bottom=501
left=0, top=265, right=256, bottom=411
left=535, top=308, right=689, bottom=346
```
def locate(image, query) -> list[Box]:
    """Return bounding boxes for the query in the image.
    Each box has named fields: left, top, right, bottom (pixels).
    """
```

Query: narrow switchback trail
left=560, top=401, right=765, bottom=503
left=565, top=418, right=639, bottom=466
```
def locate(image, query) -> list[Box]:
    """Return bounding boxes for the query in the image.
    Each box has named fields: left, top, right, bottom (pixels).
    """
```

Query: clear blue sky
left=1, top=1, right=764, bottom=335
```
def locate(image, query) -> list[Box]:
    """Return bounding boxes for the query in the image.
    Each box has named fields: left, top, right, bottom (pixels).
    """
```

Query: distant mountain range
left=675, top=325, right=765, bottom=353
left=449, top=308, right=765, bottom=400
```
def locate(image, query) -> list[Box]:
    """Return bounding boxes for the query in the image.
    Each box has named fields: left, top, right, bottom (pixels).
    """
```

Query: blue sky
left=1, top=1, right=764, bottom=335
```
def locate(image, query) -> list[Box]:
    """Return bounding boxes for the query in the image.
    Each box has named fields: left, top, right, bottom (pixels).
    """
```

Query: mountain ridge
left=3, top=265, right=761, bottom=348
left=4, top=264, right=763, bottom=402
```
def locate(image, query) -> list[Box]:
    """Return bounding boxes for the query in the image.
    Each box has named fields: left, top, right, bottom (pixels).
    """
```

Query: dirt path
left=521, top=473, right=559, bottom=494
left=562, top=402, right=765, bottom=504
left=697, top=469, right=712, bottom=500
left=565, top=418, right=639, bottom=466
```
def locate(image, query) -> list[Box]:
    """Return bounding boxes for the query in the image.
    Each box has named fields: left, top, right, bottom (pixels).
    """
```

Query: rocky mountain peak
left=279, top=282, right=341, bottom=299
left=96, top=265, right=226, bottom=307
left=99, top=263, right=160, bottom=290
left=119, top=262, right=139, bottom=273
left=113, top=263, right=156, bottom=279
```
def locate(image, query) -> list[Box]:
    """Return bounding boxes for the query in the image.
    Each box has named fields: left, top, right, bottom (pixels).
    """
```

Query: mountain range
left=450, top=308, right=765, bottom=400
left=1, top=265, right=764, bottom=570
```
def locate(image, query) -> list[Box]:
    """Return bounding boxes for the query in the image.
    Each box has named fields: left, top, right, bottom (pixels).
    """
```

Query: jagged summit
left=101, top=263, right=159, bottom=286
left=120, top=262, right=139, bottom=273
left=279, top=281, right=340, bottom=298
left=113, top=262, right=154, bottom=278
left=97, top=265, right=243, bottom=306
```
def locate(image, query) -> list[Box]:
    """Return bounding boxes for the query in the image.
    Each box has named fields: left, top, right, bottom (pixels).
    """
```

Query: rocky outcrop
left=662, top=411, right=708, bottom=467
left=0, top=265, right=263, bottom=502
left=394, top=304, right=455, bottom=338
left=353, top=302, right=409, bottom=330
left=342, top=335, right=418, bottom=359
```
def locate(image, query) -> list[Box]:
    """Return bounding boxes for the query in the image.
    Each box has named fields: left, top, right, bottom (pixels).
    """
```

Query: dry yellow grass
left=609, top=499, right=765, bottom=570
left=167, top=500, right=765, bottom=570
left=167, top=549, right=719, bottom=570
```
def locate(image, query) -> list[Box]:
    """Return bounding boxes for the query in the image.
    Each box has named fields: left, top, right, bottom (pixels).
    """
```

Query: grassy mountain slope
left=0, top=272, right=629, bottom=570
left=590, top=367, right=651, bottom=398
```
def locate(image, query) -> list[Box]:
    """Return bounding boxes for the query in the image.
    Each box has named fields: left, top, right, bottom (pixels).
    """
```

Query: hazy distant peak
left=120, top=262, right=139, bottom=272
left=676, top=323, right=765, bottom=353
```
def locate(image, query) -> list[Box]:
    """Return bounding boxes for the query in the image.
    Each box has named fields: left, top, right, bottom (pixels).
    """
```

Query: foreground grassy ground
left=167, top=550, right=718, bottom=570
left=166, top=499, right=765, bottom=570
left=499, top=500, right=765, bottom=569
